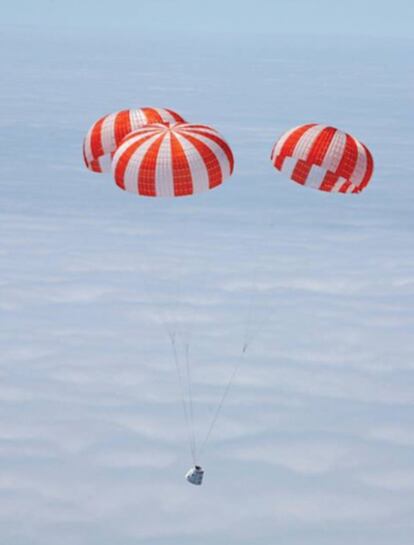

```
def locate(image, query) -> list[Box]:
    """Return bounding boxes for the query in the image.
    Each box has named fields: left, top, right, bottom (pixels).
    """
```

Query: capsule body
left=185, top=465, right=204, bottom=486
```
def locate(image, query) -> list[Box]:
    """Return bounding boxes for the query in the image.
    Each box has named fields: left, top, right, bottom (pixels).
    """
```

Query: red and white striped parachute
left=112, top=122, right=234, bottom=197
left=83, top=107, right=186, bottom=173
left=271, top=124, right=374, bottom=193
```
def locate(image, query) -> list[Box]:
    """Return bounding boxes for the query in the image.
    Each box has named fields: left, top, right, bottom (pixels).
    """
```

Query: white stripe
left=112, top=132, right=161, bottom=193
left=123, top=133, right=163, bottom=194
left=130, top=109, right=149, bottom=130
left=180, top=125, right=218, bottom=136
left=97, top=154, right=112, bottom=173
left=331, top=176, right=347, bottom=192
left=179, top=126, right=226, bottom=143
left=321, top=130, right=347, bottom=172
left=120, top=126, right=161, bottom=145
left=154, top=132, right=175, bottom=197
left=183, top=130, right=231, bottom=181
left=112, top=133, right=141, bottom=166
left=331, top=178, right=342, bottom=192
left=303, top=164, right=326, bottom=189
left=175, top=133, right=210, bottom=195
left=330, top=177, right=356, bottom=193
left=181, top=126, right=225, bottom=144
left=155, top=108, right=177, bottom=124
left=100, top=113, right=117, bottom=156
left=166, top=109, right=184, bottom=122
left=293, top=124, right=326, bottom=161
left=83, top=127, right=94, bottom=165
left=272, top=125, right=311, bottom=159
left=279, top=157, right=298, bottom=179
left=349, top=139, right=368, bottom=188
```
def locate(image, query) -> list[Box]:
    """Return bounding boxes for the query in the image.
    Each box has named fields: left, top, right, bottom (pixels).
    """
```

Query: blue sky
left=1, top=2, right=414, bottom=545
left=4, top=0, right=414, bottom=38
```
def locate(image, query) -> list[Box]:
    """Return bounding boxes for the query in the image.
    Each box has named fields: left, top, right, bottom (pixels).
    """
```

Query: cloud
left=368, top=425, right=414, bottom=447
left=361, top=469, right=414, bottom=491
left=1, top=25, right=414, bottom=545
left=225, top=438, right=356, bottom=474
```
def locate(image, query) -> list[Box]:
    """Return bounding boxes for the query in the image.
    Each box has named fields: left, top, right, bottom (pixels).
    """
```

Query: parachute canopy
left=83, top=107, right=186, bottom=173
left=112, top=122, right=234, bottom=197
left=271, top=124, right=374, bottom=193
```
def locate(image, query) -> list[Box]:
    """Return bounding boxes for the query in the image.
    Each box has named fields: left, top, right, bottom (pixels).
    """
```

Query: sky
left=3, top=0, right=414, bottom=38
left=1, top=2, right=414, bottom=544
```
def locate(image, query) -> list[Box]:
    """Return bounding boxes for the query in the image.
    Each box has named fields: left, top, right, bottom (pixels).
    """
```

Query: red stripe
left=279, top=124, right=316, bottom=159
left=274, top=124, right=316, bottom=170
left=339, top=135, right=359, bottom=179
left=90, top=116, right=106, bottom=160
left=270, top=142, right=277, bottom=161
left=290, top=127, right=337, bottom=186
left=119, top=127, right=161, bottom=146
left=274, top=154, right=286, bottom=170
left=137, top=134, right=165, bottom=196
left=82, top=141, right=89, bottom=167
left=357, top=144, right=374, bottom=191
left=318, top=171, right=337, bottom=192
left=181, top=124, right=213, bottom=130
left=114, top=133, right=159, bottom=190
left=170, top=133, right=194, bottom=196
left=319, top=134, right=358, bottom=192
left=114, top=110, right=132, bottom=147
left=89, top=159, right=102, bottom=173
left=165, top=108, right=185, bottom=122
left=179, top=133, right=223, bottom=189
left=305, top=126, right=337, bottom=166
left=141, top=107, right=164, bottom=123
left=338, top=180, right=353, bottom=193
left=183, top=128, right=234, bottom=174
left=291, top=160, right=312, bottom=185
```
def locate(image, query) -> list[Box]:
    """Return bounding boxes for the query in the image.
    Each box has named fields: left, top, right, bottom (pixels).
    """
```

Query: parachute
left=83, top=109, right=377, bottom=484
left=112, top=123, right=234, bottom=197
left=83, top=107, right=186, bottom=173
left=83, top=110, right=237, bottom=480
left=271, top=124, right=374, bottom=193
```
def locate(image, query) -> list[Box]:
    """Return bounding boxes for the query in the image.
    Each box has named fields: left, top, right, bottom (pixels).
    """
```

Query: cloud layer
left=1, top=25, right=414, bottom=545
